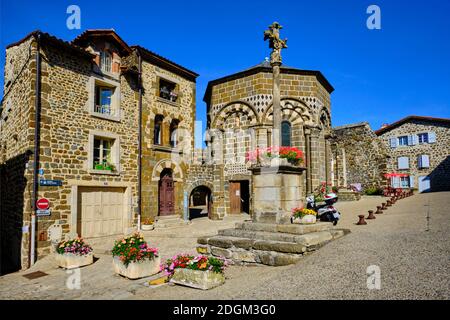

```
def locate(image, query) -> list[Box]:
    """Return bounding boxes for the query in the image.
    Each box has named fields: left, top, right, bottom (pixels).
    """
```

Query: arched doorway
left=159, top=168, right=175, bottom=216
left=189, top=186, right=212, bottom=220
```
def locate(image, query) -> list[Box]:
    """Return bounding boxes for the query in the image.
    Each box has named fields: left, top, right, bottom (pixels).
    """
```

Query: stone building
left=0, top=29, right=197, bottom=274
left=330, top=122, right=389, bottom=190
left=202, top=60, right=335, bottom=219
left=375, top=115, right=450, bottom=193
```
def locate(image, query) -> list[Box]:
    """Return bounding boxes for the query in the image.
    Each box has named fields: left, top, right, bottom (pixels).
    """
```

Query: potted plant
left=292, top=207, right=317, bottom=224
left=162, top=254, right=229, bottom=290
left=112, top=232, right=160, bottom=279
left=141, top=217, right=155, bottom=231
left=246, top=146, right=304, bottom=167
left=55, top=237, right=94, bottom=269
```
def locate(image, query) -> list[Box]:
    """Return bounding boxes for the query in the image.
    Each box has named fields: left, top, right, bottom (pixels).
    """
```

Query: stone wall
left=0, top=37, right=37, bottom=272
left=377, top=119, right=450, bottom=191
left=331, top=122, right=388, bottom=190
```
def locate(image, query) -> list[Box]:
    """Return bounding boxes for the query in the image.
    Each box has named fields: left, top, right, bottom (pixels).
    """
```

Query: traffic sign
left=36, top=209, right=51, bottom=216
left=36, top=198, right=50, bottom=210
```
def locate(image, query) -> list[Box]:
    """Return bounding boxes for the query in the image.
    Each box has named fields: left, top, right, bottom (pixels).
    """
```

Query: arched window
left=154, top=115, right=164, bottom=145
left=169, top=119, right=179, bottom=147
left=281, top=121, right=291, bottom=147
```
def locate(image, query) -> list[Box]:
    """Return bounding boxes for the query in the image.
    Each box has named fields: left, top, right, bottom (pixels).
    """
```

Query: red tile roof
left=375, top=115, right=450, bottom=135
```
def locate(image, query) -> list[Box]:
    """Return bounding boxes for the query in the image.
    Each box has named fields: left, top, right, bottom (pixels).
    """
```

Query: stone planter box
left=292, top=215, right=317, bottom=225
left=113, top=256, right=161, bottom=279
left=170, top=268, right=225, bottom=290
left=55, top=253, right=94, bottom=269
left=141, top=224, right=154, bottom=231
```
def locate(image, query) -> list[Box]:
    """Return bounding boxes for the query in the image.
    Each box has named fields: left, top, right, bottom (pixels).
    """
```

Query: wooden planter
left=113, top=256, right=161, bottom=280
left=55, top=253, right=94, bottom=269
left=170, top=268, right=225, bottom=290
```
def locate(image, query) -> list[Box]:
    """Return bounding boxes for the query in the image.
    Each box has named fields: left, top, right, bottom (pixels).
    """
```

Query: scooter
left=306, top=193, right=341, bottom=226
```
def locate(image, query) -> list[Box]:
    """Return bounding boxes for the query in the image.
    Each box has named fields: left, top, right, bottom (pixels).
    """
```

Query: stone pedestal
left=250, top=165, right=306, bottom=224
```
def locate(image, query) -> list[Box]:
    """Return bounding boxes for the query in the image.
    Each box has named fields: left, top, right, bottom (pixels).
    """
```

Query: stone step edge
left=198, top=229, right=349, bottom=254
left=235, top=221, right=333, bottom=234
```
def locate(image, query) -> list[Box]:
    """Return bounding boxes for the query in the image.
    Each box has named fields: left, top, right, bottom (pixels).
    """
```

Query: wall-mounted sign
left=38, top=168, right=45, bottom=176
left=40, top=179, right=62, bottom=186
left=36, top=209, right=51, bottom=216
left=36, top=198, right=50, bottom=210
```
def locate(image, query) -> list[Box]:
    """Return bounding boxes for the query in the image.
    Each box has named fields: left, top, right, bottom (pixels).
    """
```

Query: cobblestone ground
left=0, top=192, right=449, bottom=300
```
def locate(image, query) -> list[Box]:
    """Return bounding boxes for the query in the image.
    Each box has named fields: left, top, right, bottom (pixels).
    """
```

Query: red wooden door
left=159, top=172, right=175, bottom=216
left=229, top=182, right=241, bottom=214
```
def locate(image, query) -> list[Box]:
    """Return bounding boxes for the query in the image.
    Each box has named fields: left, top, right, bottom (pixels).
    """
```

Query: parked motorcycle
left=306, top=193, right=341, bottom=225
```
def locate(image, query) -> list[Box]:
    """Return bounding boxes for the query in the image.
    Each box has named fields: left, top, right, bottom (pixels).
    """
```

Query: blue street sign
left=39, top=179, right=62, bottom=186
left=38, top=168, right=44, bottom=175
left=36, top=209, right=51, bottom=216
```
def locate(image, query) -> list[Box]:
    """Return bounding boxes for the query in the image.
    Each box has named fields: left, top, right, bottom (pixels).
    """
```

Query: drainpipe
left=30, top=32, right=41, bottom=267
left=137, top=50, right=143, bottom=231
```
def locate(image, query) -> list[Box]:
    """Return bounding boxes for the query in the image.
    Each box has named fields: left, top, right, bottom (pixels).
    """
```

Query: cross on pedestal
left=264, top=22, right=288, bottom=149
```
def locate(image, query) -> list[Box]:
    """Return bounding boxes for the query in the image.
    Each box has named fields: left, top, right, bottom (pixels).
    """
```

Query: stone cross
left=264, top=22, right=287, bottom=149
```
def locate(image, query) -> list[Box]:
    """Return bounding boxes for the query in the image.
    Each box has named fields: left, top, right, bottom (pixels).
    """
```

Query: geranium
left=161, top=254, right=230, bottom=277
left=111, top=232, right=158, bottom=266
left=292, top=207, right=317, bottom=219
left=56, top=237, right=93, bottom=256
left=314, top=181, right=332, bottom=203
left=246, top=146, right=304, bottom=165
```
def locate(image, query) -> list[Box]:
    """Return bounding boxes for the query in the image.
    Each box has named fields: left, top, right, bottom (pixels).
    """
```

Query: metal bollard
left=357, top=215, right=367, bottom=225
left=386, top=200, right=392, bottom=207
left=376, top=206, right=383, bottom=214
left=367, top=210, right=376, bottom=220
left=381, top=202, right=387, bottom=210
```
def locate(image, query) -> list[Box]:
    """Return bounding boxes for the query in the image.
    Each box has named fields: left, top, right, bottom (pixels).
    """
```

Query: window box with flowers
left=291, top=207, right=318, bottom=224
left=161, top=254, right=229, bottom=290
left=246, top=146, right=305, bottom=167
left=112, top=233, right=160, bottom=279
left=55, top=237, right=94, bottom=269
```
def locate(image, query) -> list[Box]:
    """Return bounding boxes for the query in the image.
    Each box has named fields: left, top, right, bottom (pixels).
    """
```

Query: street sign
left=36, top=209, right=51, bottom=216
left=40, top=179, right=62, bottom=186
left=36, top=198, right=50, bottom=210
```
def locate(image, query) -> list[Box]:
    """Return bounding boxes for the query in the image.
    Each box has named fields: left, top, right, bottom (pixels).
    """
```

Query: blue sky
left=1, top=0, right=449, bottom=137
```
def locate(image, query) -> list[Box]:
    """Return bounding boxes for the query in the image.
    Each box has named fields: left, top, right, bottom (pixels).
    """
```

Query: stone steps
left=235, top=221, right=333, bottom=235
left=154, top=215, right=190, bottom=229
left=197, top=228, right=350, bottom=266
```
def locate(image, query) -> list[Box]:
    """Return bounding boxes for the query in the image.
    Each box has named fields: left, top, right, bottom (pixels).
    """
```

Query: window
left=93, top=137, right=114, bottom=170
left=169, top=119, right=179, bottom=147
left=418, top=133, right=429, bottom=144
left=100, top=51, right=112, bottom=73
left=400, top=177, right=410, bottom=188
left=159, top=79, right=178, bottom=102
left=281, top=121, right=291, bottom=147
left=418, top=155, right=430, bottom=169
left=154, top=115, right=164, bottom=145
left=398, top=136, right=408, bottom=146
left=398, top=156, right=409, bottom=170
left=95, top=86, right=113, bottom=115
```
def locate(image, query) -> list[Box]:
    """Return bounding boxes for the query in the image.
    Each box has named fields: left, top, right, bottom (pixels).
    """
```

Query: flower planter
left=170, top=268, right=225, bottom=290
left=292, top=215, right=317, bottom=224
left=141, top=224, right=154, bottom=231
left=113, top=256, right=161, bottom=279
left=55, top=253, right=94, bottom=269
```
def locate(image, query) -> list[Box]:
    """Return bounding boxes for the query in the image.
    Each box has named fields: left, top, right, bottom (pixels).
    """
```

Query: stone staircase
left=154, top=215, right=191, bottom=229
left=197, top=216, right=350, bottom=266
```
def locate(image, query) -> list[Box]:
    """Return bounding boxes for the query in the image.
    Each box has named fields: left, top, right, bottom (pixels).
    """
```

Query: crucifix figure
left=264, top=22, right=288, bottom=65
left=264, top=22, right=287, bottom=150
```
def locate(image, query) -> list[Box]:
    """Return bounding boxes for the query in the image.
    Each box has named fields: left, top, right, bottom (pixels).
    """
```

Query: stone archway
left=186, top=180, right=214, bottom=219
left=151, top=159, right=183, bottom=182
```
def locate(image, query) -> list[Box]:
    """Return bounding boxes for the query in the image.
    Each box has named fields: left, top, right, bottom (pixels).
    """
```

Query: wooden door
left=229, top=182, right=241, bottom=214
left=78, top=187, right=124, bottom=238
left=159, top=171, right=175, bottom=215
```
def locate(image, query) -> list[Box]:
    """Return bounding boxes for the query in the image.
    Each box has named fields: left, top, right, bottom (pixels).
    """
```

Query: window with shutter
left=390, top=138, right=398, bottom=148
left=420, top=155, right=430, bottom=168
left=398, top=156, right=409, bottom=169
left=409, top=176, right=415, bottom=188
left=398, top=136, right=408, bottom=146
left=428, top=132, right=436, bottom=143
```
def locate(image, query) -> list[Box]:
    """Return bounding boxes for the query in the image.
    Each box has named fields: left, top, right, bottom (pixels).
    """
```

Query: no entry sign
left=36, top=198, right=50, bottom=210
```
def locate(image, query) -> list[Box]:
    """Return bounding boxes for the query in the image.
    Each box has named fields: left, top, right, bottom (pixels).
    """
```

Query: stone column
left=309, top=127, right=321, bottom=192
left=324, top=136, right=331, bottom=185
left=271, top=63, right=282, bottom=148
left=304, top=128, right=312, bottom=194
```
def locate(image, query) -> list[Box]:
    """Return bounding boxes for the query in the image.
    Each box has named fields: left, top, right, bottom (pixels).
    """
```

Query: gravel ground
left=0, top=192, right=448, bottom=300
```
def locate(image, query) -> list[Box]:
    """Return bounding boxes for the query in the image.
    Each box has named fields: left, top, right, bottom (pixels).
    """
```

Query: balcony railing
left=94, top=104, right=119, bottom=118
